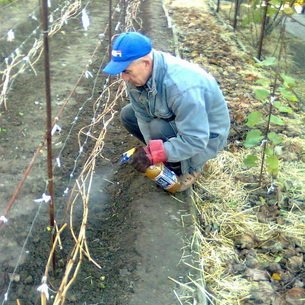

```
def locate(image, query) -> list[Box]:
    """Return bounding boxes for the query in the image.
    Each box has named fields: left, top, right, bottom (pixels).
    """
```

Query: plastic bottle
left=145, top=163, right=181, bottom=193
left=120, top=148, right=181, bottom=193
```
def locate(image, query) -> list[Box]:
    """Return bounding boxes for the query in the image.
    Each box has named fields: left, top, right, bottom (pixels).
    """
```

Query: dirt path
left=66, top=1, right=201, bottom=304
left=106, top=2, right=200, bottom=304
left=4, top=0, right=305, bottom=304
left=0, top=0, right=201, bottom=304
left=0, top=1, right=113, bottom=302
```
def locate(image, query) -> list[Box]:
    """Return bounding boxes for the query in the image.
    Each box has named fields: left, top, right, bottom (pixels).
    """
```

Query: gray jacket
left=127, top=50, right=230, bottom=174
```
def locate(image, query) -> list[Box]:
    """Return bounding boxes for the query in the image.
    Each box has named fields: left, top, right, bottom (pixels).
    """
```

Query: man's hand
left=130, top=140, right=167, bottom=173
left=130, top=147, right=151, bottom=173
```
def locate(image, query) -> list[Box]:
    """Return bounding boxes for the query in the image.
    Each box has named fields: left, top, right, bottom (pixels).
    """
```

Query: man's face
left=120, top=59, right=151, bottom=87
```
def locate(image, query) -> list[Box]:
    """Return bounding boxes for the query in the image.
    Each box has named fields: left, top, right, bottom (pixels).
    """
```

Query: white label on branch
left=7, top=29, right=15, bottom=42
left=33, top=193, right=51, bottom=204
left=82, top=9, right=90, bottom=31
left=51, top=124, right=62, bottom=136
left=37, top=280, right=49, bottom=300
left=85, top=70, right=93, bottom=78
left=0, top=216, right=8, bottom=223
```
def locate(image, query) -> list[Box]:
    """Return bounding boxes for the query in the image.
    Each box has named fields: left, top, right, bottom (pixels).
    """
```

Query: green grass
left=0, top=0, right=14, bottom=5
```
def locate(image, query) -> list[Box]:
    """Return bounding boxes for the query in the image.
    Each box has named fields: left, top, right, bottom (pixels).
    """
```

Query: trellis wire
left=0, top=0, right=104, bottom=226
left=0, top=203, right=45, bottom=305
left=1, top=0, right=125, bottom=241
left=0, top=0, right=82, bottom=109
left=0, top=0, right=135, bottom=302
left=41, top=1, right=142, bottom=304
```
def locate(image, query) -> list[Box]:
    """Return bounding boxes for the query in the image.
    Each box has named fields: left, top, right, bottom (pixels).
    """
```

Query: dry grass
left=163, top=0, right=305, bottom=302
left=191, top=148, right=305, bottom=304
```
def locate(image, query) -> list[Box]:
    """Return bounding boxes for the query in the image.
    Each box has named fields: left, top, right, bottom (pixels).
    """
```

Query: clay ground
left=0, top=0, right=201, bottom=304
left=2, top=0, right=304, bottom=304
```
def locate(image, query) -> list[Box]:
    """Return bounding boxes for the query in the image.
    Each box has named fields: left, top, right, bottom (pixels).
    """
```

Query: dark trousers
left=120, top=104, right=181, bottom=174
left=120, top=104, right=177, bottom=143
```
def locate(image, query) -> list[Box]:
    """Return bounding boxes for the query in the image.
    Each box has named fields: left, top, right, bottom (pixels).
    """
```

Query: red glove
left=145, top=140, right=167, bottom=164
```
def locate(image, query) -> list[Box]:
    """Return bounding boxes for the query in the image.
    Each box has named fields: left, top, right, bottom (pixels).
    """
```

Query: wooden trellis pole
left=40, top=0, right=56, bottom=271
left=216, top=0, right=220, bottom=13
left=123, top=0, right=127, bottom=28
left=233, top=0, right=240, bottom=30
left=109, top=0, right=113, bottom=60
left=257, top=0, right=269, bottom=60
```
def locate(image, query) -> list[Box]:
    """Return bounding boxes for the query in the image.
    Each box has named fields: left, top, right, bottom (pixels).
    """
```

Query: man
left=103, top=32, right=230, bottom=192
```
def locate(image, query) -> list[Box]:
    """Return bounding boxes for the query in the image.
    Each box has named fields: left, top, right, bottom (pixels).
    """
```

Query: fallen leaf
left=245, top=74, right=258, bottom=81
left=285, top=288, right=305, bottom=305
left=245, top=268, right=269, bottom=281
left=287, top=255, right=303, bottom=272
left=271, top=272, right=281, bottom=281
left=234, top=233, right=257, bottom=249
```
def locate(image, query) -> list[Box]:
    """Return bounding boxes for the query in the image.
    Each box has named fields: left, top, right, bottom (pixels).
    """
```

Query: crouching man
left=103, top=32, right=230, bottom=192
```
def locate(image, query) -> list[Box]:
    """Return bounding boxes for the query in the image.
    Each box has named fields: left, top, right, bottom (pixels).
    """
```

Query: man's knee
left=120, top=104, right=135, bottom=127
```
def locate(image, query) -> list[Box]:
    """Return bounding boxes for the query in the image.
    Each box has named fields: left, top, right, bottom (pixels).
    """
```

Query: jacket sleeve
left=163, top=85, right=217, bottom=162
left=138, top=119, right=151, bottom=144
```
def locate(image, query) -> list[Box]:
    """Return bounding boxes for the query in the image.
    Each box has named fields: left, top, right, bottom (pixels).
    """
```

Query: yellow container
left=120, top=148, right=181, bottom=193
left=145, top=163, right=181, bottom=193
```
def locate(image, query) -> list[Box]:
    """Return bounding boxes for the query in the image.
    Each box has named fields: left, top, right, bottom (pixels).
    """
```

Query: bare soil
left=1, top=0, right=305, bottom=304
left=0, top=0, right=199, bottom=305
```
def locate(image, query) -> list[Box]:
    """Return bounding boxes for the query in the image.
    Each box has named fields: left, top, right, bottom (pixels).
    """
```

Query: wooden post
left=41, top=0, right=56, bottom=271
left=109, top=0, right=113, bottom=60
left=216, top=0, right=220, bottom=13
left=233, top=0, right=240, bottom=30
left=257, top=0, right=269, bottom=60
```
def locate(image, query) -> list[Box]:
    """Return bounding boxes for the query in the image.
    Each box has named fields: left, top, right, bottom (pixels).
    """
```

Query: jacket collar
left=145, top=49, right=159, bottom=95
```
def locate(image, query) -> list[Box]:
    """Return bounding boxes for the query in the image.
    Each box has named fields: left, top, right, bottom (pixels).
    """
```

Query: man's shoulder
left=156, top=51, right=209, bottom=75
left=155, top=51, right=214, bottom=90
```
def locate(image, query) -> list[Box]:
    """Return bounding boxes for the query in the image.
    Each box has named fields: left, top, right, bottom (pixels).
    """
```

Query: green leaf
left=270, top=115, right=285, bottom=125
left=268, top=132, right=283, bottom=145
left=255, top=78, right=271, bottom=87
left=267, top=7, right=279, bottom=18
left=265, top=146, right=274, bottom=156
left=246, top=111, right=265, bottom=127
left=269, top=0, right=282, bottom=6
left=242, top=10, right=262, bottom=25
left=283, top=7, right=295, bottom=15
left=280, top=73, right=296, bottom=88
left=254, top=88, right=270, bottom=101
left=266, top=154, right=279, bottom=177
left=274, top=256, right=282, bottom=263
left=244, top=129, right=264, bottom=148
left=244, top=154, right=258, bottom=168
left=256, top=57, right=277, bottom=67
left=273, top=101, right=292, bottom=113
left=279, top=88, right=298, bottom=102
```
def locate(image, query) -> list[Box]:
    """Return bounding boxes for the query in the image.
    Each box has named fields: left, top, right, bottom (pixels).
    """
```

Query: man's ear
left=143, top=57, right=153, bottom=70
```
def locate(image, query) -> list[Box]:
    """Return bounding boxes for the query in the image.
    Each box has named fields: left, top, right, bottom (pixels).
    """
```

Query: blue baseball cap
left=103, top=32, right=152, bottom=75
